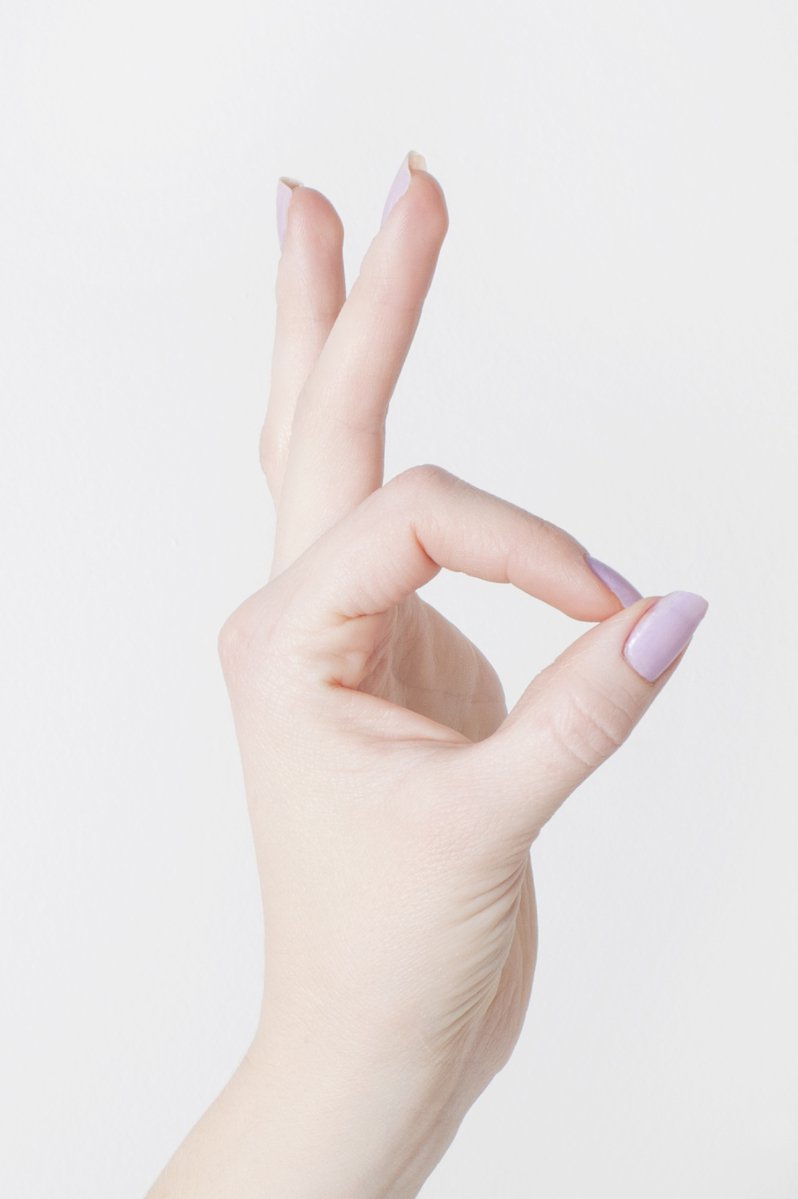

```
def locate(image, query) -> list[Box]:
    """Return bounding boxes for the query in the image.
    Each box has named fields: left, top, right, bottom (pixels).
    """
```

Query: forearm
left=144, top=1016, right=465, bottom=1199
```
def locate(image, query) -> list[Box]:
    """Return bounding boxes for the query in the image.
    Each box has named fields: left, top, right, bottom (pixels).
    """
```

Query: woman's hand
left=148, top=152, right=707, bottom=1199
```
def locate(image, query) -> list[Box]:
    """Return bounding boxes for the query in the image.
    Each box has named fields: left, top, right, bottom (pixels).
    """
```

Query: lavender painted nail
left=276, top=176, right=302, bottom=249
left=585, top=554, right=642, bottom=607
left=624, top=591, right=709, bottom=682
left=380, top=150, right=426, bottom=228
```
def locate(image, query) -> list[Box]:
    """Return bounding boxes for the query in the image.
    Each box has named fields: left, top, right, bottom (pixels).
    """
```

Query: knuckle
left=393, top=462, right=454, bottom=496
left=258, top=422, right=281, bottom=492
left=216, top=592, right=275, bottom=680
left=550, top=678, right=638, bottom=772
left=216, top=580, right=302, bottom=702
left=258, top=439, right=275, bottom=479
left=216, top=606, right=253, bottom=677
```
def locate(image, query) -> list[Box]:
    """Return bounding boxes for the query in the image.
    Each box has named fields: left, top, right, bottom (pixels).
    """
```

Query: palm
left=357, top=591, right=538, bottom=1086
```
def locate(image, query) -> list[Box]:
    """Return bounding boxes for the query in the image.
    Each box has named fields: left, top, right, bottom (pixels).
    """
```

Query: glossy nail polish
left=380, top=150, right=427, bottom=228
left=276, top=176, right=302, bottom=249
left=624, top=591, right=709, bottom=682
left=585, top=554, right=642, bottom=607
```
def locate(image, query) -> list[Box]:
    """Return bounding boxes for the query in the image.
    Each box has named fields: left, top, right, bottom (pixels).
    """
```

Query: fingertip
left=584, top=554, right=643, bottom=609
left=405, top=169, right=450, bottom=239
left=381, top=151, right=449, bottom=241
left=623, top=590, right=709, bottom=683
left=277, top=181, right=345, bottom=256
left=551, top=555, right=631, bottom=623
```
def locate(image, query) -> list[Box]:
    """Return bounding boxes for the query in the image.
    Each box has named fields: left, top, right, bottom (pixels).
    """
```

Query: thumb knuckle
left=550, top=677, right=638, bottom=772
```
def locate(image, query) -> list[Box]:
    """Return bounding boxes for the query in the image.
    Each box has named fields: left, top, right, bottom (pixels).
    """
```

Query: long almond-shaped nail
left=380, top=150, right=427, bottom=228
left=276, top=176, right=302, bottom=249
left=624, top=591, right=709, bottom=681
left=585, top=554, right=642, bottom=607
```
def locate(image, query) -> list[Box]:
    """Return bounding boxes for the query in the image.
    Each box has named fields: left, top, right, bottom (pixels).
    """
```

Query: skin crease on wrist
left=144, top=150, right=708, bottom=1199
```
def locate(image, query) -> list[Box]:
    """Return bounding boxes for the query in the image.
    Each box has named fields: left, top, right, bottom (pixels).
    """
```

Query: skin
left=145, top=158, right=694, bottom=1199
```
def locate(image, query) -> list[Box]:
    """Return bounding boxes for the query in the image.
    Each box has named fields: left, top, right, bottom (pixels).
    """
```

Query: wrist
left=244, top=1009, right=466, bottom=1198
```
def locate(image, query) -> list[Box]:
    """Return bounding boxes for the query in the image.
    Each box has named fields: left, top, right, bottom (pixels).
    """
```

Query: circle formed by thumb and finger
left=286, top=464, right=622, bottom=636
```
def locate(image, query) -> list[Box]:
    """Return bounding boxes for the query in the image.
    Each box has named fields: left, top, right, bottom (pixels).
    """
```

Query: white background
left=2, top=2, right=796, bottom=1195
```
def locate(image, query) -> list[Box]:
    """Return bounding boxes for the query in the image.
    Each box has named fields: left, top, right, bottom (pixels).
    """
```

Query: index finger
left=287, top=464, right=632, bottom=639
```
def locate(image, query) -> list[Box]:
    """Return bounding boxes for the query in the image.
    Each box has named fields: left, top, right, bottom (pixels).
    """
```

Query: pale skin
left=145, top=154, right=703, bottom=1198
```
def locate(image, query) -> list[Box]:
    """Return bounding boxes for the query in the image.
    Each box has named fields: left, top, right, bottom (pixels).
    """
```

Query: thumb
left=461, top=591, right=709, bottom=843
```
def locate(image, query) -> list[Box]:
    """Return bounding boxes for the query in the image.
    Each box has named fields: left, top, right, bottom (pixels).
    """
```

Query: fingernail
left=380, top=149, right=426, bottom=229
left=624, top=591, right=709, bottom=682
left=276, top=176, right=302, bottom=249
left=585, top=555, right=642, bottom=608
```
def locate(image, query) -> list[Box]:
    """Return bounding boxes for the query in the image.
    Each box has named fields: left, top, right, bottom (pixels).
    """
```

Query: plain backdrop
left=1, top=2, right=796, bottom=1195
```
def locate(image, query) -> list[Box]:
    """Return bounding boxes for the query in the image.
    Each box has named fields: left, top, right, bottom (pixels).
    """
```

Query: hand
left=148, top=152, right=708, bottom=1199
